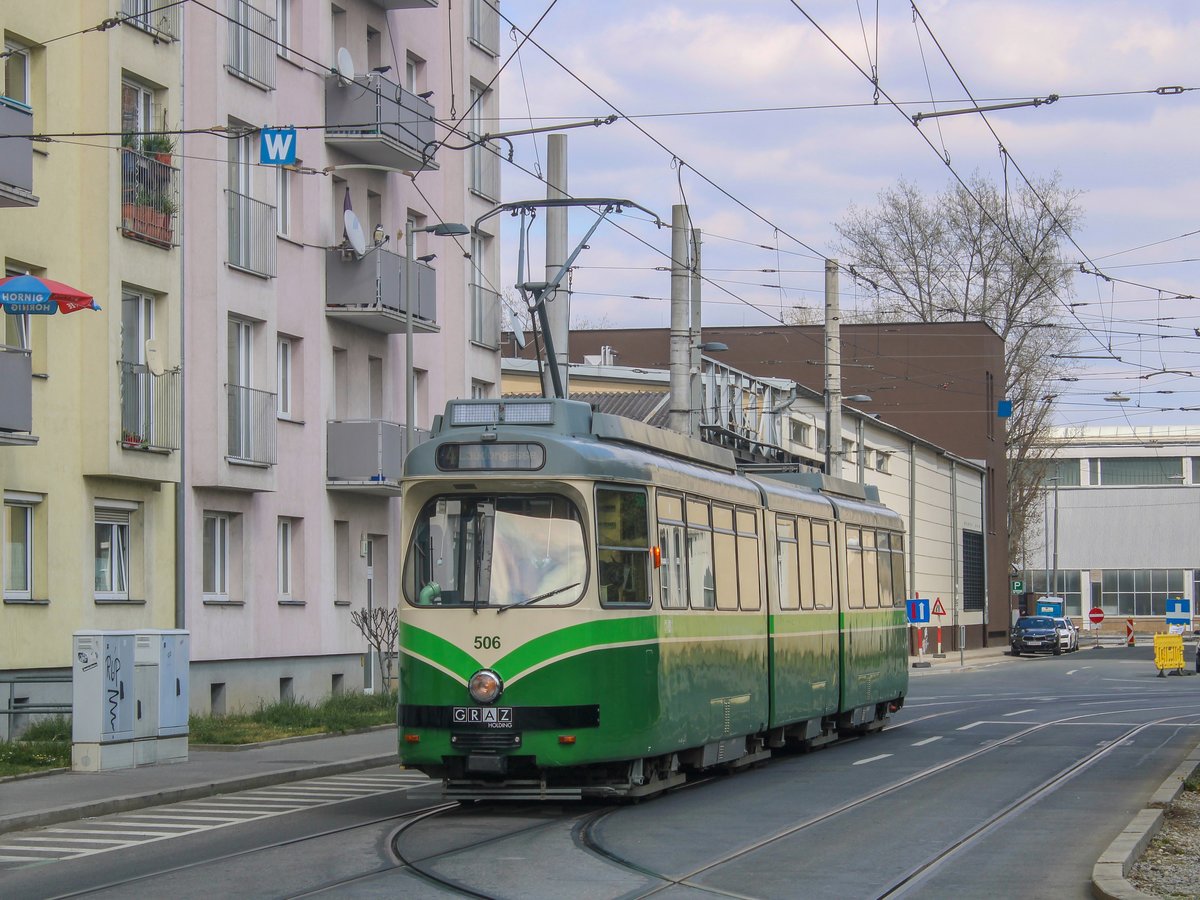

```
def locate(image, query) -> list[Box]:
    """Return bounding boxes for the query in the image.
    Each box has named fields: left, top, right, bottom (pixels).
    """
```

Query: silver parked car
left=1054, top=617, right=1079, bottom=652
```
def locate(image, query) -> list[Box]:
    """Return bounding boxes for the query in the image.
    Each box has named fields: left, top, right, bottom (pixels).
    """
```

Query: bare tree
left=350, top=606, right=398, bottom=693
left=835, top=172, right=1082, bottom=563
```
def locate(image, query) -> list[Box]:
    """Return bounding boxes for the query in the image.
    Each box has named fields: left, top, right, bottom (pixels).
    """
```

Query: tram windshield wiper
left=497, top=582, right=581, bottom=614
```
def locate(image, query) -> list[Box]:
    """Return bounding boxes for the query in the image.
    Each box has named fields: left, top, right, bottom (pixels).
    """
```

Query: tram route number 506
left=474, top=636, right=501, bottom=650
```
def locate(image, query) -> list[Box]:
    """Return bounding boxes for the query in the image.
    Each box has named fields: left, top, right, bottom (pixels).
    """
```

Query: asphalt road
left=2, top=647, right=1196, bottom=899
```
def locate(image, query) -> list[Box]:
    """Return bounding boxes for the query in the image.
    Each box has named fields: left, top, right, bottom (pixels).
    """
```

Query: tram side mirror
left=419, top=582, right=442, bottom=605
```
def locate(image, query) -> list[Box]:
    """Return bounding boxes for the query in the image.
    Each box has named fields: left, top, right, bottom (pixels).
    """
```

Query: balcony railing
left=470, top=283, right=501, bottom=349
left=226, top=383, right=277, bottom=465
left=469, top=140, right=500, bottom=201
left=0, top=97, right=36, bottom=208
left=226, top=0, right=276, bottom=90
left=325, top=72, right=435, bottom=171
left=121, top=0, right=181, bottom=41
left=366, top=0, right=436, bottom=9
left=226, top=189, right=276, bottom=277
left=0, top=346, right=33, bottom=437
left=121, top=149, right=179, bottom=248
left=324, top=247, right=438, bottom=334
left=469, top=0, right=501, bottom=56
left=118, top=361, right=181, bottom=451
left=327, top=419, right=431, bottom=489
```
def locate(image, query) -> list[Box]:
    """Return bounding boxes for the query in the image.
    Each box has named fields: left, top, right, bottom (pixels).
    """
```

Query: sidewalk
left=0, top=727, right=398, bottom=837
left=908, top=643, right=1012, bottom=672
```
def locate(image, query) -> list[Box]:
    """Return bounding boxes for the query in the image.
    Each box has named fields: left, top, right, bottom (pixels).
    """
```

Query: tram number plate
left=452, top=707, right=513, bottom=728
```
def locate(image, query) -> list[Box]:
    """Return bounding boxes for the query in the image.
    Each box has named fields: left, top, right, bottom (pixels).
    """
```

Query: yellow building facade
left=0, top=2, right=182, bottom=676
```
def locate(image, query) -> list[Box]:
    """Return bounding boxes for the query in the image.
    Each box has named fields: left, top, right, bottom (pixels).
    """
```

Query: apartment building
left=181, top=0, right=502, bottom=711
left=0, top=2, right=184, bottom=731
left=0, top=0, right=501, bottom=724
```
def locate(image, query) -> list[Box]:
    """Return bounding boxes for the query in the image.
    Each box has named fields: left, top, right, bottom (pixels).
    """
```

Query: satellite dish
left=503, top=304, right=527, bottom=349
left=335, top=47, right=356, bottom=85
left=343, top=209, right=368, bottom=258
left=144, top=340, right=164, bottom=376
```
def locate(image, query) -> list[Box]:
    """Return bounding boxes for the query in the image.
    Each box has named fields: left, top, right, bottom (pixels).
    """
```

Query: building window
left=3, top=38, right=29, bottom=105
left=95, top=508, right=131, bottom=600
left=876, top=451, right=890, bottom=474
left=4, top=500, right=33, bottom=600
left=471, top=380, right=490, bottom=400
left=1096, top=457, right=1183, bottom=486
left=1098, top=568, right=1185, bottom=617
left=121, top=79, right=155, bottom=147
left=1021, top=569, right=1083, bottom=618
left=962, top=530, right=984, bottom=612
left=276, top=166, right=290, bottom=236
left=277, top=518, right=293, bottom=599
left=203, top=513, right=229, bottom=599
left=404, top=54, right=421, bottom=94
left=789, top=420, right=811, bottom=447
left=275, top=0, right=291, bottom=60
left=4, top=264, right=29, bottom=349
left=276, top=336, right=292, bottom=418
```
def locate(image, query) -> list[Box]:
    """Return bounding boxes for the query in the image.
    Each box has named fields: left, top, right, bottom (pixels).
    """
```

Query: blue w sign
left=260, top=128, right=297, bottom=165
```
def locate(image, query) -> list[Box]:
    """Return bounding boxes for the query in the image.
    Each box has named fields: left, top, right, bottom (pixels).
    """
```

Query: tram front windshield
left=406, top=495, right=587, bottom=609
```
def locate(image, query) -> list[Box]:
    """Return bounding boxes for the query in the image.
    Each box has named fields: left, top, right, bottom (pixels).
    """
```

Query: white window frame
left=275, top=0, right=291, bottom=60
left=276, top=336, right=292, bottom=418
left=121, top=78, right=154, bottom=147
left=4, top=265, right=29, bottom=350
left=4, top=498, right=35, bottom=600
left=203, top=512, right=230, bottom=600
left=94, top=506, right=132, bottom=600
left=276, top=166, right=291, bottom=236
left=277, top=518, right=292, bottom=599
left=4, top=39, right=30, bottom=106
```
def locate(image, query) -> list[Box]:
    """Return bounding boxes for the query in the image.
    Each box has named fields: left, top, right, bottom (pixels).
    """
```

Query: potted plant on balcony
left=141, top=133, right=174, bottom=165
left=123, top=189, right=176, bottom=246
left=121, top=429, right=147, bottom=449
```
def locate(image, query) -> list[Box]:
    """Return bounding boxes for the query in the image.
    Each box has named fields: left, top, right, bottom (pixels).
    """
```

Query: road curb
left=0, top=752, right=396, bottom=838
left=1091, top=742, right=1200, bottom=899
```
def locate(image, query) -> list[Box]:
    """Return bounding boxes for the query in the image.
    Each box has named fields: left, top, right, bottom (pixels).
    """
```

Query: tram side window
left=846, top=527, right=865, bottom=609
left=797, top=518, right=815, bottom=610
left=658, top=493, right=687, bottom=610
left=713, top=505, right=739, bottom=611
left=686, top=499, right=716, bottom=610
left=596, top=487, right=651, bottom=608
left=812, top=520, right=834, bottom=609
left=776, top=515, right=800, bottom=611
left=890, top=533, right=907, bottom=604
left=736, top=509, right=761, bottom=611
left=877, top=533, right=895, bottom=608
left=862, top=530, right=879, bottom=608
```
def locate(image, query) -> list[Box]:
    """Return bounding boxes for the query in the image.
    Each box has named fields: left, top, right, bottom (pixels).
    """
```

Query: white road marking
left=911, top=736, right=942, bottom=747
left=0, top=769, right=433, bottom=870
left=957, top=722, right=983, bottom=730
left=1004, top=709, right=1035, bottom=717
left=853, top=754, right=893, bottom=766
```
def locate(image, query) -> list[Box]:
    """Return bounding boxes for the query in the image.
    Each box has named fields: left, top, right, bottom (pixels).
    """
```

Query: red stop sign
left=1088, top=607, right=1105, bottom=625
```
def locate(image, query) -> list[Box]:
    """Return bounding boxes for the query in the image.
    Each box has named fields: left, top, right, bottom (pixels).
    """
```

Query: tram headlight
left=468, top=669, right=504, bottom=704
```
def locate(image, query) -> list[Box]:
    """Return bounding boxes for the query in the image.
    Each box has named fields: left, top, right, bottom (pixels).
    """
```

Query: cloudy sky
left=488, top=0, right=1200, bottom=427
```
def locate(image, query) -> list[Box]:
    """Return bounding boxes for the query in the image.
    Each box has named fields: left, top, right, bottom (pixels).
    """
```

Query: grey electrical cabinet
left=72, top=630, right=136, bottom=771
left=156, top=630, right=189, bottom=737
left=132, top=629, right=190, bottom=766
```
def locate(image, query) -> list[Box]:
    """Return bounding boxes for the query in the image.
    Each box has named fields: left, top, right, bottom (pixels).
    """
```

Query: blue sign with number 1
left=906, top=598, right=930, bottom=624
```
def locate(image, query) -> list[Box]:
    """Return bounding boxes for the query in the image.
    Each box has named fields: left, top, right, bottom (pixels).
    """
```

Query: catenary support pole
left=543, top=134, right=569, bottom=398
left=669, top=205, right=691, bottom=435
left=688, top=228, right=702, bottom=439
left=824, top=259, right=842, bottom=477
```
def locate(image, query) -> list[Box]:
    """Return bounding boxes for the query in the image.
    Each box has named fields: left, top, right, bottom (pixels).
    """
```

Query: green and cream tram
left=397, top=398, right=908, bottom=799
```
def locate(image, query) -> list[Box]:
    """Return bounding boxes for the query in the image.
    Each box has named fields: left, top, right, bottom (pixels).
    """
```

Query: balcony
left=325, top=247, right=438, bottom=334
left=226, top=384, right=277, bottom=465
left=121, top=149, right=179, bottom=248
left=226, top=0, right=276, bottom=90
left=327, top=419, right=430, bottom=495
left=0, top=97, right=37, bottom=208
left=469, top=140, right=500, bottom=201
left=118, top=361, right=180, bottom=451
left=325, top=72, right=435, bottom=171
left=226, top=190, right=276, bottom=277
left=120, top=0, right=181, bottom=42
left=470, top=283, right=500, bottom=349
left=0, top=346, right=36, bottom=445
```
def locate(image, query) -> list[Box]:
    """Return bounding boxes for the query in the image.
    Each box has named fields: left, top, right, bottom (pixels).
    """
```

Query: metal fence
left=226, top=189, right=276, bottom=277
left=118, top=361, right=181, bottom=451
left=121, top=149, right=179, bottom=248
left=226, top=0, right=276, bottom=90
left=226, top=383, right=277, bottom=464
left=327, top=419, right=431, bottom=482
left=121, top=0, right=181, bottom=41
left=470, top=283, right=501, bottom=349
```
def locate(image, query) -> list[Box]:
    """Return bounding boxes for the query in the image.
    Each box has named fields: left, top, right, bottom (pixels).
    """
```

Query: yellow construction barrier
left=1153, top=633, right=1185, bottom=676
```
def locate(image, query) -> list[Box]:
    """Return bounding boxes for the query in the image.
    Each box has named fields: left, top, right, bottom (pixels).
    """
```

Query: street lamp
left=405, top=222, right=470, bottom=453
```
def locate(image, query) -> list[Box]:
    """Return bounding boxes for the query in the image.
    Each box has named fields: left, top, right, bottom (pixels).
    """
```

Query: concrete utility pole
left=688, top=227, right=703, bottom=439
left=823, top=258, right=842, bottom=477
left=669, top=205, right=691, bottom=435
left=543, top=134, right=570, bottom=398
